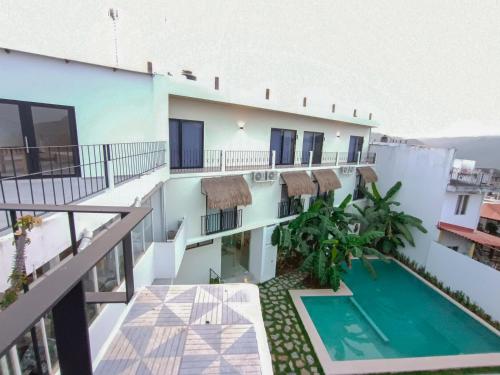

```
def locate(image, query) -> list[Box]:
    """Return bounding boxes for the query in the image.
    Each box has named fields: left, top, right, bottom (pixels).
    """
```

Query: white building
left=372, top=142, right=500, bottom=321
left=0, top=48, right=378, bottom=373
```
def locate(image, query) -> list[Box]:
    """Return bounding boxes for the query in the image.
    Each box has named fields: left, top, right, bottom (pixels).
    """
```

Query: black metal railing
left=201, top=209, right=242, bottom=235
left=170, top=149, right=222, bottom=173
left=209, top=268, right=222, bottom=284
left=278, top=198, right=304, bottom=218
left=0, top=142, right=166, bottom=232
left=359, top=152, right=376, bottom=164
left=225, top=150, right=271, bottom=171
left=0, top=203, right=151, bottom=375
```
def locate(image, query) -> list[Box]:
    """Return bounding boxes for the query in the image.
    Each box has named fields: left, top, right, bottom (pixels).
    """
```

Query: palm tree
left=354, top=181, right=427, bottom=255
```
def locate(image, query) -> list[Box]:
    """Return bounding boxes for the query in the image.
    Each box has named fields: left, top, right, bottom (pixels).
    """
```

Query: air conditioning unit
left=266, top=171, right=279, bottom=181
left=349, top=222, right=361, bottom=234
left=253, top=171, right=266, bottom=182
left=341, top=166, right=355, bottom=175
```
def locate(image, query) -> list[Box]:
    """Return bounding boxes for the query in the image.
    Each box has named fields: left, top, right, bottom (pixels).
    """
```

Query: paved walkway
left=95, top=284, right=267, bottom=374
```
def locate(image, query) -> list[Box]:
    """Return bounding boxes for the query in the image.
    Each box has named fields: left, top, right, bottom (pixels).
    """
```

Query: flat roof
left=480, top=203, right=500, bottom=221
left=168, top=77, right=378, bottom=128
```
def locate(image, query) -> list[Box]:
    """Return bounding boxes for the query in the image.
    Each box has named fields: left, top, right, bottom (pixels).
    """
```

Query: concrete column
left=468, top=242, right=476, bottom=258
left=271, top=150, right=276, bottom=169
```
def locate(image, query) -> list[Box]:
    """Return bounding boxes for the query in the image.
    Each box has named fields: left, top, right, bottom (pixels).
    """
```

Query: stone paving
left=259, top=271, right=324, bottom=375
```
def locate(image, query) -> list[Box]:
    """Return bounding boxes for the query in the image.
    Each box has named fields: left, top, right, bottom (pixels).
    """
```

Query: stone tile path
left=95, top=284, right=263, bottom=374
left=259, top=272, right=324, bottom=375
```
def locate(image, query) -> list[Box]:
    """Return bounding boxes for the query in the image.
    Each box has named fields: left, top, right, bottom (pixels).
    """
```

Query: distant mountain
left=371, top=133, right=500, bottom=169
left=418, top=136, right=500, bottom=169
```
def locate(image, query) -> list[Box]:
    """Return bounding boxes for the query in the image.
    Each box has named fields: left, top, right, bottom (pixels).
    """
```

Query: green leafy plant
left=272, top=193, right=385, bottom=291
left=354, top=181, right=427, bottom=254
left=0, top=215, right=42, bottom=310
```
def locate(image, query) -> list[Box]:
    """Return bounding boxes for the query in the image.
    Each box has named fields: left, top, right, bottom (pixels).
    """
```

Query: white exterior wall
left=169, top=96, right=371, bottom=154
left=0, top=50, right=168, bottom=144
left=426, top=241, right=500, bottom=322
left=440, top=191, right=484, bottom=230
left=371, top=143, right=455, bottom=266
left=438, top=231, right=472, bottom=255
left=174, top=238, right=222, bottom=284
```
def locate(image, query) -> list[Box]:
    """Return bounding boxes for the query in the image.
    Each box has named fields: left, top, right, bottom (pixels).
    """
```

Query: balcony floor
left=95, top=284, right=266, bottom=374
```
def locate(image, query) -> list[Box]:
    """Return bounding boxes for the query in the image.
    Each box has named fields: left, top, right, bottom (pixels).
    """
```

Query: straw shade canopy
left=357, top=166, right=378, bottom=183
left=201, top=175, right=252, bottom=209
left=312, top=169, right=342, bottom=193
left=281, top=171, right=316, bottom=197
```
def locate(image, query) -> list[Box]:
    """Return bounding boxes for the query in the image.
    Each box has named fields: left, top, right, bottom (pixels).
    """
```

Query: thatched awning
left=312, top=169, right=342, bottom=193
left=358, top=166, right=378, bottom=183
left=201, top=175, right=252, bottom=210
left=281, top=171, right=316, bottom=197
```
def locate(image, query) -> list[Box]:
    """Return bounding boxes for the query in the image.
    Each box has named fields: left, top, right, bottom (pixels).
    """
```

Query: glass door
left=302, top=131, right=323, bottom=164
left=348, top=136, right=364, bottom=163
left=169, top=119, right=204, bottom=169
left=0, top=99, right=78, bottom=177
left=270, top=128, right=296, bottom=165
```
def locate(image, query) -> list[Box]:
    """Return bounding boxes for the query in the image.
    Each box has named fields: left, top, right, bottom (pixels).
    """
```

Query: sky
left=1, top=0, right=499, bottom=138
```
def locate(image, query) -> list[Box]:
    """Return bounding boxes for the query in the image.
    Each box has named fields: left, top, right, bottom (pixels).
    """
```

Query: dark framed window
left=270, top=128, right=296, bottom=165
left=455, top=194, right=470, bottom=215
left=353, top=171, right=365, bottom=200
left=0, top=98, right=79, bottom=176
left=348, top=135, right=364, bottom=163
left=169, top=118, right=204, bottom=169
left=186, top=240, right=214, bottom=250
left=302, top=131, right=324, bottom=164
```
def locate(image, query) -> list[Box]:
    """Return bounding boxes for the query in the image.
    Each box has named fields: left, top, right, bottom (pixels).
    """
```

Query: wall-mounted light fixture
left=336, top=131, right=341, bottom=138
left=237, top=121, right=246, bottom=130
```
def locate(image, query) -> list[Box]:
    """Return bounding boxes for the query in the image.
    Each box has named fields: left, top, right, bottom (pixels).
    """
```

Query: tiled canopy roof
left=438, top=221, right=500, bottom=248
left=480, top=203, right=500, bottom=221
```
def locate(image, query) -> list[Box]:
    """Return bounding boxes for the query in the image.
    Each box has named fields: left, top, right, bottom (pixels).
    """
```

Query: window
left=353, top=171, right=365, bottom=200
left=347, top=136, right=364, bottom=163
left=302, top=131, right=324, bottom=164
left=448, top=246, right=459, bottom=252
left=169, top=119, right=204, bottom=169
left=0, top=99, right=79, bottom=176
left=270, top=128, right=296, bottom=165
left=455, top=195, right=470, bottom=215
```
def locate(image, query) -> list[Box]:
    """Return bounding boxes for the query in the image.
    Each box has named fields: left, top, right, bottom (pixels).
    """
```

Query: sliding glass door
left=169, top=119, right=204, bottom=169
left=270, top=128, right=296, bottom=165
left=348, top=135, right=364, bottom=163
left=0, top=99, right=78, bottom=176
left=302, top=131, right=324, bottom=164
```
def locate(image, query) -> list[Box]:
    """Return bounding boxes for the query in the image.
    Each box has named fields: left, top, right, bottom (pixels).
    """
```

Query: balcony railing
left=0, top=142, right=166, bottom=232
left=449, top=168, right=500, bottom=189
left=170, top=149, right=376, bottom=174
left=201, top=209, right=242, bottom=235
left=0, top=203, right=151, bottom=375
left=278, top=198, right=304, bottom=218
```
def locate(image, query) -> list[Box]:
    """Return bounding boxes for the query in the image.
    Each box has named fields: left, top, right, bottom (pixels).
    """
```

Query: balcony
left=201, top=209, right=242, bottom=235
left=0, top=142, right=167, bottom=231
left=278, top=198, right=304, bottom=218
left=169, top=148, right=376, bottom=174
left=448, top=168, right=500, bottom=193
left=0, top=204, right=269, bottom=374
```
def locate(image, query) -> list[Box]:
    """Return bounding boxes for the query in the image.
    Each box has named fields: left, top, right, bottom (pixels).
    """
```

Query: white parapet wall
left=154, top=218, right=187, bottom=279
left=425, top=241, right=500, bottom=322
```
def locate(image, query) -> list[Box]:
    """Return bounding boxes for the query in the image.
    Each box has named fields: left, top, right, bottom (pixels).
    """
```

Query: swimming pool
left=291, top=259, right=500, bottom=374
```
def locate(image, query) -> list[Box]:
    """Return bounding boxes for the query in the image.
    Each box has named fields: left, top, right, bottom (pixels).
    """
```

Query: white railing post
left=221, top=150, right=226, bottom=172
left=272, top=150, right=276, bottom=169
left=308, top=150, right=313, bottom=168
left=357, top=151, right=361, bottom=165
left=8, top=347, right=22, bottom=375
left=335, top=152, right=339, bottom=166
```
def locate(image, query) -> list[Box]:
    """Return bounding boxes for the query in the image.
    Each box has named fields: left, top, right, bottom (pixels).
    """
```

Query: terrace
left=0, top=204, right=271, bottom=374
left=448, top=167, right=500, bottom=193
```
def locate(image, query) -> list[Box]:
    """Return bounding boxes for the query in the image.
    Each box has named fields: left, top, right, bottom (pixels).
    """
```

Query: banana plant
left=354, top=181, right=427, bottom=254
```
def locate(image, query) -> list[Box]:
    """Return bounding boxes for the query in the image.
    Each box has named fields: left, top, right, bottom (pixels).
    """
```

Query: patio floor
left=95, top=284, right=270, bottom=374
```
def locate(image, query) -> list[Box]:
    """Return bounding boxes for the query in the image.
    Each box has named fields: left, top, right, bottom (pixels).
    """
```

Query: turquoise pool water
left=301, top=260, right=500, bottom=361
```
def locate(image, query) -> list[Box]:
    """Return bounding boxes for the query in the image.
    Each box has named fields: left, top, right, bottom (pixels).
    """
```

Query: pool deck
left=290, top=261, right=500, bottom=374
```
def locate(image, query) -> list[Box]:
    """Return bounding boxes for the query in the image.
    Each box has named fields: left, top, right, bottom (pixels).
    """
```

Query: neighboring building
left=372, top=142, right=500, bottom=321
left=0, top=48, right=378, bottom=373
